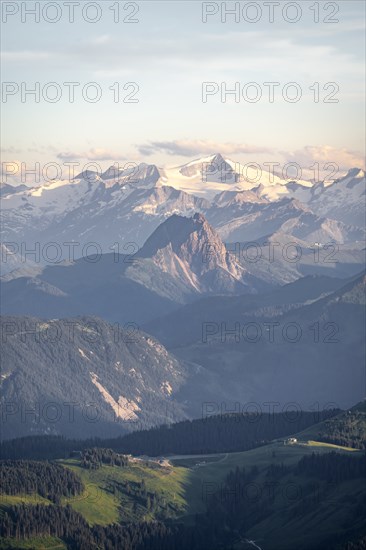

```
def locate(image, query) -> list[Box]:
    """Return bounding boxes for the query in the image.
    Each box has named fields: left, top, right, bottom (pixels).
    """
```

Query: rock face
left=138, top=212, right=252, bottom=295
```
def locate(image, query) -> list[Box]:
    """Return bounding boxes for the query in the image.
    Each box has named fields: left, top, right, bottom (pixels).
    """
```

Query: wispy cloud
left=284, top=146, right=365, bottom=171
left=57, top=148, right=127, bottom=162
left=1, top=146, right=22, bottom=155
left=138, top=140, right=272, bottom=157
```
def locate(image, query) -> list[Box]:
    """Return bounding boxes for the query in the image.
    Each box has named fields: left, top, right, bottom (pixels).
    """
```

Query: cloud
left=137, top=140, right=272, bottom=158
left=284, top=146, right=365, bottom=172
left=1, top=146, right=22, bottom=155
left=57, top=148, right=126, bottom=162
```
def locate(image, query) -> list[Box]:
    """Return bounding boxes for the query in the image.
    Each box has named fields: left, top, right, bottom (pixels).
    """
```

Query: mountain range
left=1, top=209, right=364, bottom=327
left=0, top=153, right=365, bottom=439
left=1, top=271, right=364, bottom=439
left=1, top=154, right=364, bottom=280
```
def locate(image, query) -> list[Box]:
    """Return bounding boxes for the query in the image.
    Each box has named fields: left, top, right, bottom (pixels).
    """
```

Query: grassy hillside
left=170, top=439, right=362, bottom=516
left=57, top=458, right=190, bottom=525
left=0, top=457, right=190, bottom=540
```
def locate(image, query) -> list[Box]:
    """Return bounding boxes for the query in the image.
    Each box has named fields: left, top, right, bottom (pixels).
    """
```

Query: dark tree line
left=80, top=448, right=129, bottom=469
left=110, top=409, right=340, bottom=456
left=0, top=503, right=213, bottom=550
left=296, top=451, right=365, bottom=483
left=0, top=408, right=340, bottom=460
left=0, top=460, right=83, bottom=504
left=0, top=435, right=96, bottom=461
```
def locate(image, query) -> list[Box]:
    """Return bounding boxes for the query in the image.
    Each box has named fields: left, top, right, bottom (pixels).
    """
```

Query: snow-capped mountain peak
left=1, top=155, right=364, bottom=275
left=307, top=167, right=365, bottom=227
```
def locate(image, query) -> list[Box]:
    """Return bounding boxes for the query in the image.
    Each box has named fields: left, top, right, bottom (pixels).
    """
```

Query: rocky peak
left=137, top=213, right=246, bottom=293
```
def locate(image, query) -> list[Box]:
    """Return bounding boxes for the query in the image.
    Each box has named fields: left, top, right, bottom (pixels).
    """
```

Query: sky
left=1, top=0, right=365, bottom=181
